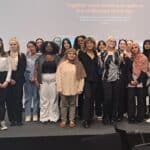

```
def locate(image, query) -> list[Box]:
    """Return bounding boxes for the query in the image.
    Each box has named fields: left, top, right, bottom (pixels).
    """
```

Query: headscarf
left=132, top=42, right=148, bottom=77
left=60, top=48, right=86, bottom=80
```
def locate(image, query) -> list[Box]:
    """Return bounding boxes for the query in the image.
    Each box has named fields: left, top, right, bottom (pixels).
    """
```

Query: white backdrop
left=0, top=0, right=149, bottom=51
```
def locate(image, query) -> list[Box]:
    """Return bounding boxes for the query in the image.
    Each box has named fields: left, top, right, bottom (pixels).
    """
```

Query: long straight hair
left=73, top=35, right=86, bottom=50
left=0, top=38, right=7, bottom=56
left=60, top=38, right=72, bottom=57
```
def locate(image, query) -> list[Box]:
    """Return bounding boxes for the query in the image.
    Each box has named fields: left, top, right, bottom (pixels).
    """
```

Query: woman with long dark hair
left=73, top=35, right=86, bottom=53
left=143, top=40, right=150, bottom=59
left=0, top=38, right=12, bottom=130
left=35, top=38, right=44, bottom=53
left=60, top=38, right=72, bottom=57
left=143, top=39, right=150, bottom=120
left=73, top=35, right=86, bottom=120
left=97, top=40, right=106, bottom=53
left=117, top=39, right=129, bottom=121
left=95, top=40, right=106, bottom=120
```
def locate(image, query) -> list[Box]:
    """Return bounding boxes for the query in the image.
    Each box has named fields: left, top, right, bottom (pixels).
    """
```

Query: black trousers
left=82, top=80, right=97, bottom=121
left=0, top=88, right=7, bottom=121
left=143, top=87, right=150, bottom=115
left=0, top=72, right=8, bottom=121
left=77, top=93, right=84, bottom=119
left=118, top=77, right=128, bottom=118
left=6, top=82, right=24, bottom=123
left=127, top=87, right=144, bottom=121
left=103, top=80, right=120, bottom=120
left=95, top=78, right=104, bottom=116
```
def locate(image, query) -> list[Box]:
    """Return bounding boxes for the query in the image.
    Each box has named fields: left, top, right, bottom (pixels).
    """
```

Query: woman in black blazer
left=6, top=37, right=26, bottom=126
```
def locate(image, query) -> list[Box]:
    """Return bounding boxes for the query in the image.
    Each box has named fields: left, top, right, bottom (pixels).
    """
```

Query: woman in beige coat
left=56, top=48, right=86, bottom=128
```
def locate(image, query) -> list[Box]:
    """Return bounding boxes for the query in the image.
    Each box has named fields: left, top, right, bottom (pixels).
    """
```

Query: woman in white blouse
left=0, top=38, right=12, bottom=130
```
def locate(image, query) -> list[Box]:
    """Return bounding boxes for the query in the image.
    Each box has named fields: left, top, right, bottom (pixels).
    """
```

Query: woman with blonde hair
left=6, top=37, right=26, bottom=126
left=56, top=48, right=86, bottom=128
left=101, top=36, right=121, bottom=125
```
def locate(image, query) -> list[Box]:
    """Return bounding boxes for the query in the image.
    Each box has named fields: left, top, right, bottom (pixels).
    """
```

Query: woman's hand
left=26, top=48, right=30, bottom=55
left=31, top=78, right=36, bottom=83
left=77, top=91, right=83, bottom=95
left=10, top=79, right=16, bottom=85
left=108, top=51, right=114, bottom=56
left=1, top=81, right=9, bottom=88
left=146, top=72, right=150, bottom=78
left=131, top=80, right=138, bottom=86
left=58, top=91, right=63, bottom=95
left=35, top=80, right=40, bottom=89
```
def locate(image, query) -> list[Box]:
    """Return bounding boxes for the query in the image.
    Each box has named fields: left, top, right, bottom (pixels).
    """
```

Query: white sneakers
left=97, top=116, right=103, bottom=121
left=25, top=116, right=31, bottom=122
left=0, top=121, right=8, bottom=130
left=25, top=115, right=38, bottom=122
left=146, top=118, right=150, bottom=123
left=33, top=115, right=38, bottom=122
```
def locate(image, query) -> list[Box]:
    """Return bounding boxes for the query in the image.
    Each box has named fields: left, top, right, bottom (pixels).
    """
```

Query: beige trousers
left=60, top=95, right=76, bottom=123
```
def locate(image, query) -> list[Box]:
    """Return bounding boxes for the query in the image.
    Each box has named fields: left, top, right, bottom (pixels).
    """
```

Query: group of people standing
left=0, top=36, right=150, bottom=131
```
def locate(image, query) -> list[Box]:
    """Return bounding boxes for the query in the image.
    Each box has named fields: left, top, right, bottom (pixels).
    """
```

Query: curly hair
left=41, top=41, right=59, bottom=55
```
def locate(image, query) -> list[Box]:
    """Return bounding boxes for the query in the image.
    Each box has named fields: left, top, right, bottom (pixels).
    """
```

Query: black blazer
left=8, top=51, right=26, bottom=85
left=78, top=50, right=99, bottom=82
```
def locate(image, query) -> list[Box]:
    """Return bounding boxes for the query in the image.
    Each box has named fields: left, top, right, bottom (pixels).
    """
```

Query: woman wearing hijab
left=127, top=42, right=148, bottom=123
left=56, top=48, right=86, bottom=128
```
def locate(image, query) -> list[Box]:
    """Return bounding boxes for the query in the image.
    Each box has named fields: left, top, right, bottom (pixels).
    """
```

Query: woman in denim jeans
left=24, top=41, right=40, bottom=122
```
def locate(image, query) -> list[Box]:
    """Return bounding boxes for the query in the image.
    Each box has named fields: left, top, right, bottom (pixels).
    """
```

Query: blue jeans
left=24, top=81, right=39, bottom=116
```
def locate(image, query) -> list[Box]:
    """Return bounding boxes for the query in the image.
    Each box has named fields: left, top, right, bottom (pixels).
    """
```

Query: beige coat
left=56, top=60, right=84, bottom=96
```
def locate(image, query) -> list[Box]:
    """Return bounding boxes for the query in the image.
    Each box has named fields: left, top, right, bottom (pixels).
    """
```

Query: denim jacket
left=24, top=53, right=40, bottom=81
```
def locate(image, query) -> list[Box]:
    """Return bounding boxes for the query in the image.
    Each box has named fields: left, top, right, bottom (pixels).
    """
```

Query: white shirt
left=10, top=52, right=18, bottom=71
left=0, top=56, right=12, bottom=82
